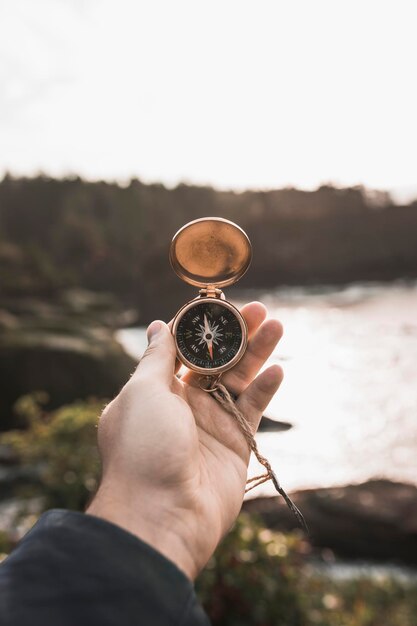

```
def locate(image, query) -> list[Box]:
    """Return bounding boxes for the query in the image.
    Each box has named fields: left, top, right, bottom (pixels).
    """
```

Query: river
left=117, top=280, right=417, bottom=496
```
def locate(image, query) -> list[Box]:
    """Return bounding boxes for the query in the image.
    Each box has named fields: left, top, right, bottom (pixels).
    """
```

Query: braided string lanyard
left=200, top=374, right=308, bottom=533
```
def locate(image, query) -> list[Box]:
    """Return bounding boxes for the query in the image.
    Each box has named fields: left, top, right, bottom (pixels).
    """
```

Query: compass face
left=174, top=299, right=246, bottom=372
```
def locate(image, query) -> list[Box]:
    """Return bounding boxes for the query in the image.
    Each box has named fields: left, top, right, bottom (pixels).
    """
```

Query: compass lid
left=170, top=217, right=252, bottom=289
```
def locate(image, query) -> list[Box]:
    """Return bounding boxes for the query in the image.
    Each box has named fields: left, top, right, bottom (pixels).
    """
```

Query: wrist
left=86, top=480, right=202, bottom=581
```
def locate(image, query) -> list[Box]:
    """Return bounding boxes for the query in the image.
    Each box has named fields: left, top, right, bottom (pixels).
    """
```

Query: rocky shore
left=0, top=290, right=137, bottom=430
left=243, top=479, right=417, bottom=565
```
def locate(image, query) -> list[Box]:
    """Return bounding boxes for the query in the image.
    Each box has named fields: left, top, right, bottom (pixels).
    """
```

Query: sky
left=1, top=0, right=416, bottom=201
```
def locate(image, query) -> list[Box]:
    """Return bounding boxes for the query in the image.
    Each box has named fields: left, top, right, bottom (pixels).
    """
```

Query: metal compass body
left=170, top=218, right=251, bottom=375
left=173, top=297, right=247, bottom=374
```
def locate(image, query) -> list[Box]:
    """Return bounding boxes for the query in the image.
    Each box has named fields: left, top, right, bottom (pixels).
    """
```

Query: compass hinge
left=199, top=286, right=223, bottom=298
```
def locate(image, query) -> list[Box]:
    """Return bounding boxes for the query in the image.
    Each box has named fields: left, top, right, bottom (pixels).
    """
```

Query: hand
left=87, top=302, right=283, bottom=580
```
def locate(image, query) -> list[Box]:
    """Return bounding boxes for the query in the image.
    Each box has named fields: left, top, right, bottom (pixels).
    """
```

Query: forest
left=1, top=175, right=416, bottom=322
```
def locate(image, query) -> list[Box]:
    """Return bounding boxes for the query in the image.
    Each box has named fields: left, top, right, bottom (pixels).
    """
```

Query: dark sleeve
left=0, top=509, right=210, bottom=626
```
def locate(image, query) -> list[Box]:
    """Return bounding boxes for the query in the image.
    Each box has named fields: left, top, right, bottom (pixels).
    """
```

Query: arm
left=0, top=302, right=283, bottom=624
left=88, top=302, right=283, bottom=580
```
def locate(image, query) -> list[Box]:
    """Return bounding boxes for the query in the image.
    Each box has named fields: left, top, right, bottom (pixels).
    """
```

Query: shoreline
left=243, top=479, right=417, bottom=566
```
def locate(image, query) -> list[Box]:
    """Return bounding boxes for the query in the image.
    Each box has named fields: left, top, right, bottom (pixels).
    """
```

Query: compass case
left=172, top=296, right=248, bottom=375
left=170, top=217, right=252, bottom=289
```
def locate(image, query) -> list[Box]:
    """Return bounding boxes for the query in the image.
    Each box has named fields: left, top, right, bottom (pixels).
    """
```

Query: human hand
left=87, top=302, right=283, bottom=580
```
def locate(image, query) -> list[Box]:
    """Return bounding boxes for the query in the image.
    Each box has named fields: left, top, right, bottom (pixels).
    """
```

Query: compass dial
left=174, top=299, right=246, bottom=373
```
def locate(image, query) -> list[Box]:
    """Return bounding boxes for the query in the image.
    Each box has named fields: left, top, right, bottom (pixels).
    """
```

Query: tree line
left=1, top=175, right=416, bottom=322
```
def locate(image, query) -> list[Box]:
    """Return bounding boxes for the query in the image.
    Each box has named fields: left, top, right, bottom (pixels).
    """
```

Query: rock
left=0, top=324, right=136, bottom=431
left=1, top=290, right=138, bottom=329
left=0, top=310, right=19, bottom=330
left=258, top=416, right=293, bottom=432
left=243, top=479, right=417, bottom=565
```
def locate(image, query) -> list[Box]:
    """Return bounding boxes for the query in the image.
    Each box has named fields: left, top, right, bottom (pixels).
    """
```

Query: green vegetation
left=197, top=514, right=306, bottom=625
left=198, top=516, right=417, bottom=626
left=1, top=175, right=417, bottom=323
left=1, top=397, right=416, bottom=625
left=299, top=576, right=417, bottom=626
left=1, top=394, right=102, bottom=510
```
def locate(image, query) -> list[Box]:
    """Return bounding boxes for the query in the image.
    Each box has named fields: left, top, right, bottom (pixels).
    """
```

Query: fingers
left=180, top=301, right=268, bottom=386
left=236, top=365, right=284, bottom=431
left=130, top=320, right=177, bottom=387
left=220, top=318, right=283, bottom=396
left=238, top=301, right=267, bottom=338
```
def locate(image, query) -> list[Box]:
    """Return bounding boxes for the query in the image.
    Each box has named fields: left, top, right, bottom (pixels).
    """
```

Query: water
left=117, top=281, right=417, bottom=496
left=305, top=560, right=417, bottom=584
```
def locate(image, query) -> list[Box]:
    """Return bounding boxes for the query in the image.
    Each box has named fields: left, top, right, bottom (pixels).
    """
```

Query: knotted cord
left=200, top=375, right=308, bottom=533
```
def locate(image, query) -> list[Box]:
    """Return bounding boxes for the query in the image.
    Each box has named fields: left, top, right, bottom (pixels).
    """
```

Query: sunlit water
left=117, top=281, right=417, bottom=496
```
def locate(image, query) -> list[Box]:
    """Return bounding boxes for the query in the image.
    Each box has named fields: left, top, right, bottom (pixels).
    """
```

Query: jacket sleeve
left=0, top=509, right=210, bottom=626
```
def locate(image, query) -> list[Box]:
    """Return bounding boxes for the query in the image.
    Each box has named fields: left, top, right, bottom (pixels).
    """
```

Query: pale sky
left=1, top=0, right=416, bottom=201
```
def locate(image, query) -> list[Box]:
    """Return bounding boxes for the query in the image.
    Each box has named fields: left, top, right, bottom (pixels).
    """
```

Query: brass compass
left=170, top=217, right=252, bottom=374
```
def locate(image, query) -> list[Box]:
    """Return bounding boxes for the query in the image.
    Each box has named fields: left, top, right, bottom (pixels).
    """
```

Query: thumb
left=133, top=320, right=177, bottom=386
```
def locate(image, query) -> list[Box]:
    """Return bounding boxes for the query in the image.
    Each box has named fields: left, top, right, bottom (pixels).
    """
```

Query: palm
left=135, top=379, right=248, bottom=512
left=136, top=378, right=252, bottom=566
left=178, top=378, right=249, bottom=510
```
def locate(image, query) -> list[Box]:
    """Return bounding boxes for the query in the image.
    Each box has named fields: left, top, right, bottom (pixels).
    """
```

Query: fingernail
left=147, top=320, right=163, bottom=342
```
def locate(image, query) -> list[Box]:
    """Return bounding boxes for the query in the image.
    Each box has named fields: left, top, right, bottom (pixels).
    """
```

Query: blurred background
left=1, top=1, right=416, bottom=624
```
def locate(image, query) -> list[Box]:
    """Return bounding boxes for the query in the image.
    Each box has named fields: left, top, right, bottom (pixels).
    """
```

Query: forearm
left=87, top=480, right=202, bottom=581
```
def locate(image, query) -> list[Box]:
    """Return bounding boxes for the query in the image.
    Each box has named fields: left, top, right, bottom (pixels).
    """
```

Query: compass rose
left=195, top=314, right=224, bottom=359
